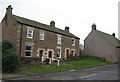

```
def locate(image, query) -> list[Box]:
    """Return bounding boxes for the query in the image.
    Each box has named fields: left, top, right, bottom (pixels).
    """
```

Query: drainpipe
left=19, top=24, right=23, bottom=57
left=116, top=46, right=120, bottom=62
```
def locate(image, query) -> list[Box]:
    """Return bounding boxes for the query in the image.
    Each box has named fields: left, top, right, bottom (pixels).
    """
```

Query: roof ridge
left=12, top=14, right=49, bottom=26
left=97, top=30, right=119, bottom=41
left=12, top=14, right=79, bottom=39
left=96, top=30, right=120, bottom=46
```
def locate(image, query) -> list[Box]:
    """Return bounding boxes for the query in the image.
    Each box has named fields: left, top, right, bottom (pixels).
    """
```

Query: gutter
left=116, top=46, right=120, bottom=48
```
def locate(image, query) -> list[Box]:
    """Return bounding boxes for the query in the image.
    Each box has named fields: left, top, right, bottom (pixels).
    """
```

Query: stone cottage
left=1, top=5, right=80, bottom=64
left=84, top=24, right=120, bottom=63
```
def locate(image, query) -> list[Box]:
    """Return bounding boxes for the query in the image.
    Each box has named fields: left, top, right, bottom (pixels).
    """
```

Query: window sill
left=27, top=37, right=33, bottom=39
left=25, top=56, right=32, bottom=57
left=72, top=45, right=75, bottom=46
left=57, top=43, right=61, bottom=45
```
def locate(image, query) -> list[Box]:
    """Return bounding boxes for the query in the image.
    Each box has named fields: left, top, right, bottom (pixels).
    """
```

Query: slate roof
left=12, top=14, right=79, bottom=39
left=97, top=30, right=120, bottom=47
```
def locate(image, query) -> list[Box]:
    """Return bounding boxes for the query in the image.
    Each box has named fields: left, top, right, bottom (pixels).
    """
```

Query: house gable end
left=84, top=30, right=94, bottom=41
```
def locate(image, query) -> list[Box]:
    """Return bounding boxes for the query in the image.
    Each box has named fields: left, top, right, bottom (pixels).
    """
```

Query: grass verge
left=18, top=56, right=111, bottom=75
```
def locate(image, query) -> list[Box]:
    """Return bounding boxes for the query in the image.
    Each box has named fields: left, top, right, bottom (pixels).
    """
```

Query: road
left=9, top=64, right=118, bottom=80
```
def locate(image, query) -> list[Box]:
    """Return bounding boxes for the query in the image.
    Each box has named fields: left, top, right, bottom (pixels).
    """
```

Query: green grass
left=18, top=56, right=111, bottom=75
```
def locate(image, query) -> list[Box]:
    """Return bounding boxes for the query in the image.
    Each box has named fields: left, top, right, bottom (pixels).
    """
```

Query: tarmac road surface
left=7, top=64, right=118, bottom=80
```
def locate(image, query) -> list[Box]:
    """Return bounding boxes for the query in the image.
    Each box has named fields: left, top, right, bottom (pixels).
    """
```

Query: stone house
left=84, top=24, right=120, bottom=63
left=1, top=5, right=80, bottom=63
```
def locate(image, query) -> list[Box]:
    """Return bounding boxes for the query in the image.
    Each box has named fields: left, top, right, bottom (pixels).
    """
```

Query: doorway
left=39, top=50, right=43, bottom=62
left=48, top=51, right=52, bottom=58
left=66, top=49, right=70, bottom=59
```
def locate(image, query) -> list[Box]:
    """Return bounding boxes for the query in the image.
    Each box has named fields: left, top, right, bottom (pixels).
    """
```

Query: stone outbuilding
left=84, top=23, right=120, bottom=63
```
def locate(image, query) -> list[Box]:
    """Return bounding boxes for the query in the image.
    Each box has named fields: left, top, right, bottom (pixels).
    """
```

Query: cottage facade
left=84, top=24, right=120, bottom=63
left=2, top=5, right=80, bottom=63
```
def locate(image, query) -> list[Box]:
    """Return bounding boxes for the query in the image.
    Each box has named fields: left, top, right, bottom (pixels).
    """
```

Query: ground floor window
left=56, top=47, right=61, bottom=58
left=25, top=45, right=32, bottom=57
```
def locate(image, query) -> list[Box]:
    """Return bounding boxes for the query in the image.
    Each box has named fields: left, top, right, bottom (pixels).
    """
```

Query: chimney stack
left=65, top=26, right=69, bottom=32
left=50, top=20, right=55, bottom=27
left=112, top=33, right=115, bottom=37
left=92, top=23, right=96, bottom=30
left=6, top=5, right=13, bottom=15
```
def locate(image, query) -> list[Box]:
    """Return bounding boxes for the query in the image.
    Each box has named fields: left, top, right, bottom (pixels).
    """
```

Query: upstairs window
left=27, top=29, right=33, bottom=39
left=25, top=45, right=32, bottom=57
left=40, top=31, right=44, bottom=40
left=57, top=34, right=62, bottom=44
left=72, top=38, right=75, bottom=46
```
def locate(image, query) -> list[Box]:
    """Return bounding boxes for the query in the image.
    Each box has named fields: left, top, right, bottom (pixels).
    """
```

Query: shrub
left=2, top=41, right=20, bottom=73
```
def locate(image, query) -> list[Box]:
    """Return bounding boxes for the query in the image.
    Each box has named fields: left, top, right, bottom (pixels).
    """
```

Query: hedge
left=2, top=41, right=20, bottom=73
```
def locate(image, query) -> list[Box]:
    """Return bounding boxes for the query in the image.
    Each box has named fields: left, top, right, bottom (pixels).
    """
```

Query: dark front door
left=39, top=50, right=43, bottom=61
left=48, top=51, right=52, bottom=58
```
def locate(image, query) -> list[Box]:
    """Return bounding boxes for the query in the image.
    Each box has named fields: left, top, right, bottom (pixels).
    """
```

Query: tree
left=2, top=40, right=20, bottom=73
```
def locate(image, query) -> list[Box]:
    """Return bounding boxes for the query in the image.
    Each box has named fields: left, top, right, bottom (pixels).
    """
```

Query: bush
left=2, top=41, right=20, bottom=73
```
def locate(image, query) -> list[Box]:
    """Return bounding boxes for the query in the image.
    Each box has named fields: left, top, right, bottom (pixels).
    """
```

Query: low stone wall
left=20, top=57, right=47, bottom=67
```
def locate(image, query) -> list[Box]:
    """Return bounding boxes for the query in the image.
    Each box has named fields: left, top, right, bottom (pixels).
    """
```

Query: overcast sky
left=0, top=0, right=119, bottom=45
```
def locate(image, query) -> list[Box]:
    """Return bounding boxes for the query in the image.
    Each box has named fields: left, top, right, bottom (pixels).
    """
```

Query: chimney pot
left=6, top=5, right=13, bottom=15
left=50, top=20, right=55, bottom=27
left=65, top=26, right=69, bottom=32
left=92, top=23, right=96, bottom=30
left=112, top=33, right=115, bottom=37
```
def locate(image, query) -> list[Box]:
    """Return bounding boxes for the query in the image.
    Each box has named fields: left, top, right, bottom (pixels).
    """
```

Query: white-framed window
left=56, top=47, right=62, bottom=58
left=72, top=38, right=75, bottom=46
left=25, top=45, right=32, bottom=57
left=71, top=49, right=75, bottom=56
left=40, top=31, right=44, bottom=40
left=27, top=29, right=33, bottom=39
left=57, top=34, right=62, bottom=44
